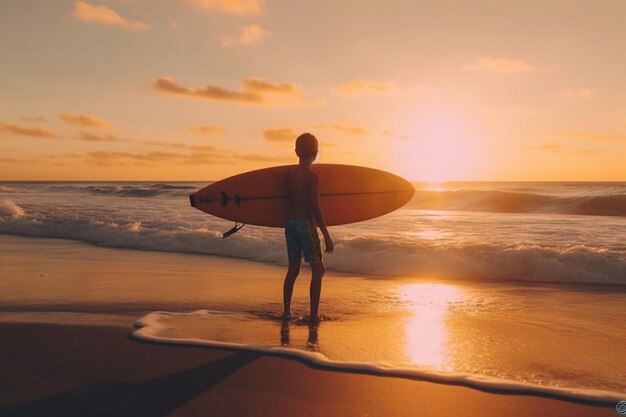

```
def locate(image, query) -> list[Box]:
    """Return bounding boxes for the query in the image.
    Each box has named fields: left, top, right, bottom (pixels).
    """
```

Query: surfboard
left=189, top=164, right=415, bottom=228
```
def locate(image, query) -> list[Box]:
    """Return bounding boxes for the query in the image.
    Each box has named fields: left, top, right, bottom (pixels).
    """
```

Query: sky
left=0, top=0, right=625, bottom=181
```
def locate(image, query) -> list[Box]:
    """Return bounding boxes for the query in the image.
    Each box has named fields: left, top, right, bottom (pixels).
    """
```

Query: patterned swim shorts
left=285, top=218, right=323, bottom=264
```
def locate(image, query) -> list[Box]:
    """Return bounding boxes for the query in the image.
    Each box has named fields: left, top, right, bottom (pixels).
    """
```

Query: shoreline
left=132, top=311, right=623, bottom=407
left=0, top=322, right=615, bottom=417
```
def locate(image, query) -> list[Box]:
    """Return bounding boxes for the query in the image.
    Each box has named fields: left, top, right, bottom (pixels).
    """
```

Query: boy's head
left=295, top=132, right=318, bottom=159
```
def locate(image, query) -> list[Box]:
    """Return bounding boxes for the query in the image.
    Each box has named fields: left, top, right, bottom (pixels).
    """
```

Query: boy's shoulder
left=289, top=165, right=319, bottom=178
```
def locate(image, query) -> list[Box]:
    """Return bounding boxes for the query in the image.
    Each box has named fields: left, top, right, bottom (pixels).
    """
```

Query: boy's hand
left=323, top=233, right=334, bottom=254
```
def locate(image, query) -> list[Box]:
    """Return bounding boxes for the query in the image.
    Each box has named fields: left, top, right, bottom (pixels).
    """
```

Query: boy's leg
left=309, top=261, right=325, bottom=322
left=283, top=260, right=301, bottom=318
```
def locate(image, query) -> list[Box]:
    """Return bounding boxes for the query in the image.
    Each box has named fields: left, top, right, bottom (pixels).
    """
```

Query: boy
left=282, top=133, right=334, bottom=323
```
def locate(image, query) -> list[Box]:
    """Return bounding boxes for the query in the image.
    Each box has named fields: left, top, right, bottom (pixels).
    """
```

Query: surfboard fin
left=222, top=222, right=245, bottom=238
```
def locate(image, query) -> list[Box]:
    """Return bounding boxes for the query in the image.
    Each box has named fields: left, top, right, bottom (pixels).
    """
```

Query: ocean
left=0, top=181, right=624, bottom=403
left=1, top=181, right=624, bottom=284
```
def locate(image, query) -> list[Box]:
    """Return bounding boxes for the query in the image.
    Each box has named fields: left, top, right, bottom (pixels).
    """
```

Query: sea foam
left=0, top=199, right=25, bottom=218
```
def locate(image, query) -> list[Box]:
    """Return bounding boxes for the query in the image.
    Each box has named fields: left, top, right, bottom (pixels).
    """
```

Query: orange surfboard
left=189, top=164, right=415, bottom=227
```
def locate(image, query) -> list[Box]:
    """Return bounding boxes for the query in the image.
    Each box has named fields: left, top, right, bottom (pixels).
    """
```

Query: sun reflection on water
left=399, top=283, right=464, bottom=370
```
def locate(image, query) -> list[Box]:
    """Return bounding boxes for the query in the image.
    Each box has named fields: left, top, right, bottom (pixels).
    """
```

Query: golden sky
left=1, top=0, right=625, bottom=181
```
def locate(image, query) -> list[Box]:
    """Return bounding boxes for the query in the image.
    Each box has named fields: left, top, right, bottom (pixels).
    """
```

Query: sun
left=392, top=108, right=484, bottom=182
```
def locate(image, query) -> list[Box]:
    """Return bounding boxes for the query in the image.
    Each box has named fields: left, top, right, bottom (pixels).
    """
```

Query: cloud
left=78, top=132, right=121, bottom=142
left=59, top=113, right=113, bottom=129
left=219, top=24, right=272, bottom=47
left=239, top=153, right=291, bottom=163
left=183, top=153, right=225, bottom=165
left=154, top=76, right=304, bottom=105
left=86, top=150, right=182, bottom=164
left=242, top=78, right=299, bottom=94
left=60, top=139, right=291, bottom=166
left=381, top=130, right=409, bottom=140
left=22, top=116, right=46, bottom=122
left=310, top=122, right=370, bottom=137
left=155, top=77, right=260, bottom=103
left=547, top=131, right=626, bottom=141
left=570, top=132, right=626, bottom=141
left=561, top=88, right=594, bottom=98
left=188, top=125, right=225, bottom=136
left=0, top=122, right=58, bottom=138
left=189, top=144, right=224, bottom=152
left=525, top=143, right=600, bottom=156
left=47, top=133, right=290, bottom=167
left=82, top=147, right=287, bottom=166
left=462, top=57, right=536, bottom=73
left=169, top=21, right=178, bottom=31
left=186, top=0, right=262, bottom=15
left=0, top=157, right=39, bottom=163
left=263, top=128, right=297, bottom=142
left=334, top=78, right=396, bottom=96
left=73, top=1, right=150, bottom=31
left=525, top=143, right=561, bottom=152
left=140, top=139, right=188, bottom=148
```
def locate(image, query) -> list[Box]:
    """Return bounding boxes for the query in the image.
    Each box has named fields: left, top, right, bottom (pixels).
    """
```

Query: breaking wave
left=0, top=208, right=623, bottom=285
left=409, top=190, right=626, bottom=217
left=0, top=199, right=25, bottom=218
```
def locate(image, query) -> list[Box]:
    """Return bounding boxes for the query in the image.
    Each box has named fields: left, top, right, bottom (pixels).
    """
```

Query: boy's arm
left=310, top=173, right=334, bottom=253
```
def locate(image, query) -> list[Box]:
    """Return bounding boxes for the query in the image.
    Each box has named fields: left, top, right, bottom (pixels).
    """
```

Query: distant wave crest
left=0, top=186, right=20, bottom=193
left=409, top=190, right=626, bottom=217
left=24, top=183, right=200, bottom=198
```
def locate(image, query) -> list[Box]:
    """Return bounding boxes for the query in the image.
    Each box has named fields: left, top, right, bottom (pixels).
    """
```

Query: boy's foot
left=308, top=314, right=321, bottom=325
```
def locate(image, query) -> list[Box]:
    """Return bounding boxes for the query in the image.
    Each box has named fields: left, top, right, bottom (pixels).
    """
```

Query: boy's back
left=286, top=166, right=317, bottom=220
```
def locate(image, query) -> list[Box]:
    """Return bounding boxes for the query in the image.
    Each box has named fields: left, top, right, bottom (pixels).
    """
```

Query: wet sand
left=0, top=322, right=615, bottom=417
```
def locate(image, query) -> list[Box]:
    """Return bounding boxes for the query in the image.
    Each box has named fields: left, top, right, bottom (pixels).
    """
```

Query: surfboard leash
left=222, top=222, right=246, bottom=238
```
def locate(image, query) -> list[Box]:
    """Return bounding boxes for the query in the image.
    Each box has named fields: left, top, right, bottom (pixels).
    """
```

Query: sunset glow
left=1, top=1, right=624, bottom=181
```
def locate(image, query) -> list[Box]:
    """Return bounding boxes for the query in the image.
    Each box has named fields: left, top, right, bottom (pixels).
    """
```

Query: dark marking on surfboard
left=220, top=191, right=229, bottom=207
left=189, top=194, right=195, bottom=207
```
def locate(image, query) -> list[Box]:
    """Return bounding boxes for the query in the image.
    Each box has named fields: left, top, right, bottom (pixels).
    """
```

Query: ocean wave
left=82, top=184, right=198, bottom=198
left=0, top=185, right=20, bottom=193
left=0, top=199, right=25, bottom=218
left=84, top=186, right=164, bottom=198
left=409, top=190, right=626, bottom=217
left=133, top=310, right=623, bottom=405
left=1, top=209, right=624, bottom=285
left=4, top=183, right=200, bottom=198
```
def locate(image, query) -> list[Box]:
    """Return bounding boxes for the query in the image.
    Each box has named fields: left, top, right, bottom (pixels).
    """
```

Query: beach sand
left=0, top=322, right=615, bottom=417
left=0, top=235, right=619, bottom=416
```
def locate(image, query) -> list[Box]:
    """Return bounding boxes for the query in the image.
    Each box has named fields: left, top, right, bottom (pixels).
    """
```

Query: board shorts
left=285, top=218, right=323, bottom=264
